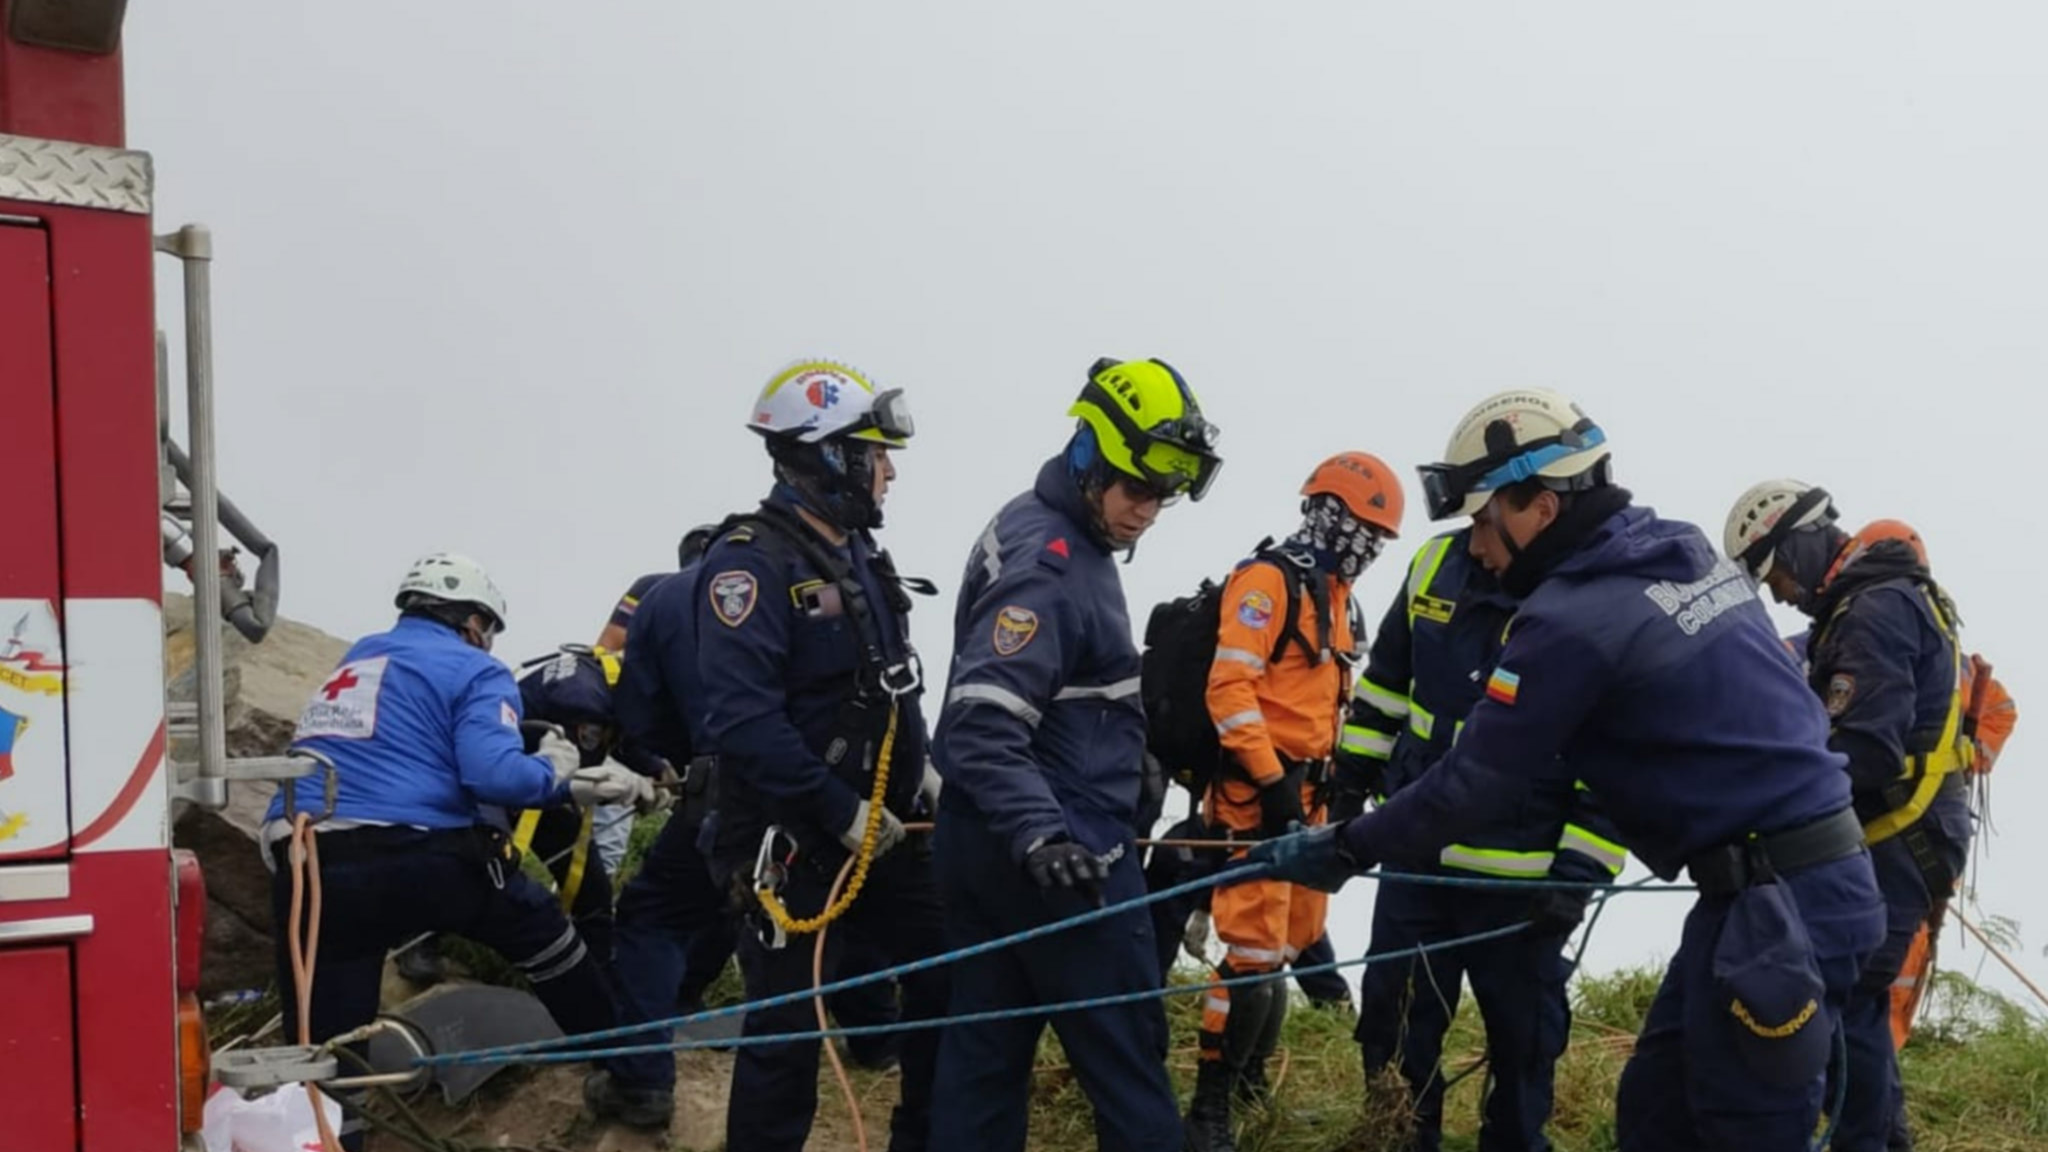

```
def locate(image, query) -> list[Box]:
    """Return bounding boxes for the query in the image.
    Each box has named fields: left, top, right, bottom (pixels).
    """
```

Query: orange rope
left=816, top=852, right=868, bottom=1152
left=287, top=813, right=343, bottom=1152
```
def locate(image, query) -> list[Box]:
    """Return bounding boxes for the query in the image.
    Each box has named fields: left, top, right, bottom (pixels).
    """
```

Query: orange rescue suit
left=1202, top=558, right=1355, bottom=976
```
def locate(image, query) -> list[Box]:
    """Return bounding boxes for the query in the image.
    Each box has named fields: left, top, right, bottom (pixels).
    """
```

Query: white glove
left=918, top=761, right=943, bottom=815
left=838, top=799, right=906, bottom=859
left=538, top=729, right=582, bottom=783
left=1182, top=909, right=1213, bottom=964
left=569, top=764, right=654, bottom=809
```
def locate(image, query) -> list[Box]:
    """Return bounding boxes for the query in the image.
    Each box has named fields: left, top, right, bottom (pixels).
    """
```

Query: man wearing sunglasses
left=1250, top=389, right=1884, bottom=1151
left=686, top=360, right=948, bottom=1152
left=928, top=357, right=1221, bottom=1151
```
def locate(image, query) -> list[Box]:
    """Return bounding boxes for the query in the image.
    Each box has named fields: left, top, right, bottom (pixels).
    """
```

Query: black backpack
left=1141, top=541, right=1329, bottom=796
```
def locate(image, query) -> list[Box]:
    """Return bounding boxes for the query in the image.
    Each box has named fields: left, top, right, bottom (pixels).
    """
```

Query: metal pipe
left=165, top=438, right=280, bottom=642
left=157, top=224, right=228, bottom=797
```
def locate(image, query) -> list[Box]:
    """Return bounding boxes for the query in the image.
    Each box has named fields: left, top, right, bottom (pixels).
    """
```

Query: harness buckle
left=879, top=654, right=923, bottom=698
left=751, top=825, right=798, bottom=950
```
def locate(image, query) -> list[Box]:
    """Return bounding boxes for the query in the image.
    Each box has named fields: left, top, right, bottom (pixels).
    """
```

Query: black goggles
left=1737, top=486, right=1833, bottom=578
left=1079, top=380, right=1223, bottom=502
left=846, top=387, right=915, bottom=443
left=1415, top=419, right=1607, bottom=521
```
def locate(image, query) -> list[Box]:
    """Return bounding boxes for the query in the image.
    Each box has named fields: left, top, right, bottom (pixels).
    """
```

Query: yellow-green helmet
left=1069, top=358, right=1223, bottom=501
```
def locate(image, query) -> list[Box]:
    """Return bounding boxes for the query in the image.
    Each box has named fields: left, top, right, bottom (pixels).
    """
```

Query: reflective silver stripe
left=947, top=683, right=1044, bottom=727
left=1213, top=646, right=1266, bottom=670
left=1558, top=826, right=1628, bottom=875
left=521, top=925, right=581, bottom=971
left=1204, top=995, right=1230, bottom=1016
left=1437, top=846, right=1555, bottom=876
left=1053, top=676, right=1143, bottom=702
left=1357, top=677, right=1410, bottom=719
left=1892, top=975, right=1918, bottom=990
left=978, top=518, right=1003, bottom=583
left=1339, top=727, right=1394, bottom=757
left=526, top=939, right=590, bottom=984
left=1215, top=709, right=1265, bottom=734
left=1226, top=943, right=1283, bottom=965
left=1410, top=704, right=1436, bottom=740
left=1281, top=943, right=1301, bottom=962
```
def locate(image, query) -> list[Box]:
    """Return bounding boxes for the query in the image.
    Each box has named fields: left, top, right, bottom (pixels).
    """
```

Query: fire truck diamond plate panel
left=0, top=133, right=152, bottom=214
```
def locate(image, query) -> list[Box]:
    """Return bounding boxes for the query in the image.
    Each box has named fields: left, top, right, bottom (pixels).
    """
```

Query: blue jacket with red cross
left=269, top=615, right=569, bottom=829
left=1342, top=504, right=1854, bottom=881
left=933, top=457, right=1150, bottom=864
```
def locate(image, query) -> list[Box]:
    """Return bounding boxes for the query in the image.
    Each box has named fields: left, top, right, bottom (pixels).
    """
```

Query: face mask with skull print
left=1298, top=493, right=1386, bottom=580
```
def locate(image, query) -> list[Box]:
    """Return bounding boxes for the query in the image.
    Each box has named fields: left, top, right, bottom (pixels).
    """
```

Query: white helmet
left=395, top=552, right=507, bottom=629
left=1416, top=389, right=1612, bottom=520
left=745, top=359, right=914, bottom=448
left=1724, top=480, right=1836, bottom=580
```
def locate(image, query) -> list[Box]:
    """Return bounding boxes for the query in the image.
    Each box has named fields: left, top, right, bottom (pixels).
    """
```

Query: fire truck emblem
left=0, top=613, right=65, bottom=697
left=710, top=571, right=760, bottom=628
left=804, top=373, right=843, bottom=409
left=0, top=614, right=63, bottom=843
left=0, top=706, right=26, bottom=782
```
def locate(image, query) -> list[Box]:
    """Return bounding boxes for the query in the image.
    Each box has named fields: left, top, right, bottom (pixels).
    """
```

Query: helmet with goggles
left=1417, top=389, right=1612, bottom=521
left=1068, top=357, right=1223, bottom=503
left=746, top=359, right=913, bottom=532
left=1723, top=479, right=1837, bottom=581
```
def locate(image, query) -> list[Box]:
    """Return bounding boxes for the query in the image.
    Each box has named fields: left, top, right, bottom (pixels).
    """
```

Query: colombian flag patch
left=1486, top=668, right=1520, bottom=706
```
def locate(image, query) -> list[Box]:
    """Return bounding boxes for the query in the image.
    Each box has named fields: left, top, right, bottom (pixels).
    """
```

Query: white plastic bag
left=201, top=1082, right=344, bottom=1152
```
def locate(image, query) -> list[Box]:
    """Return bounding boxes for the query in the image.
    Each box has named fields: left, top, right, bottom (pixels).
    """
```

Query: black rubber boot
left=583, top=1069, right=675, bottom=1131
left=394, top=934, right=448, bottom=987
left=1220, top=975, right=1279, bottom=1110
left=1234, top=978, right=1289, bottom=1112
left=1183, top=1059, right=1238, bottom=1152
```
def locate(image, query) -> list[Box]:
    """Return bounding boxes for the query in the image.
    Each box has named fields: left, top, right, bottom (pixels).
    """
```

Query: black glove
left=1526, top=884, right=1592, bottom=938
left=1326, top=785, right=1369, bottom=824
left=1258, top=767, right=1307, bottom=837
left=1327, top=754, right=1380, bottom=824
left=1331, top=750, right=1386, bottom=801
left=1025, top=837, right=1110, bottom=893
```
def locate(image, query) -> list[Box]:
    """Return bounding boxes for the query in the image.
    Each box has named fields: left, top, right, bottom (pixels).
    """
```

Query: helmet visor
left=846, top=387, right=915, bottom=446
left=1418, top=422, right=1609, bottom=522
left=1081, top=380, right=1224, bottom=502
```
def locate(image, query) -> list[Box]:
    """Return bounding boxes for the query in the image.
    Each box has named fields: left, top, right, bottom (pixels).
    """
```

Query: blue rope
left=415, top=848, right=1697, bottom=1069
left=416, top=860, right=1269, bottom=1066
left=430, top=920, right=1538, bottom=1068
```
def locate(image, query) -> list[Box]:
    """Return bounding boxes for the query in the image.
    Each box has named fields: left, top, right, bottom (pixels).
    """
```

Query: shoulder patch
left=1825, top=674, right=1856, bottom=717
left=500, top=699, right=519, bottom=728
left=992, top=605, right=1041, bottom=656
left=1047, top=538, right=1070, bottom=558
left=297, top=656, right=390, bottom=741
left=709, top=570, right=760, bottom=627
left=1237, top=589, right=1276, bottom=629
left=1485, top=667, right=1521, bottom=706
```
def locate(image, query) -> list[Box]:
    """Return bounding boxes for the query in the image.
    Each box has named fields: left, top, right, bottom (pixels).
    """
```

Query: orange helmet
left=1827, top=518, right=1930, bottom=586
left=1303, top=451, right=1404, bottom=537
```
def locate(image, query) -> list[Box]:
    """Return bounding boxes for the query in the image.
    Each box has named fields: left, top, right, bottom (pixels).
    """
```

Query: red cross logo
left=321, top=668, right=360, bottom=701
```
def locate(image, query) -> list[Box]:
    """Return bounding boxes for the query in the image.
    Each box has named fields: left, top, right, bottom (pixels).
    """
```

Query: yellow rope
left=756, top=701, right=898, bottom=935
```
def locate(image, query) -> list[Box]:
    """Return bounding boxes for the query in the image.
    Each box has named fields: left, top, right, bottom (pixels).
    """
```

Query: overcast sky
left=128, top=4, right=2044, bottom=1008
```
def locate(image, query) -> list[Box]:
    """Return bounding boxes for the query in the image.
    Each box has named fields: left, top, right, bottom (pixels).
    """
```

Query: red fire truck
left=0, top=5, right=293, bottom=1148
